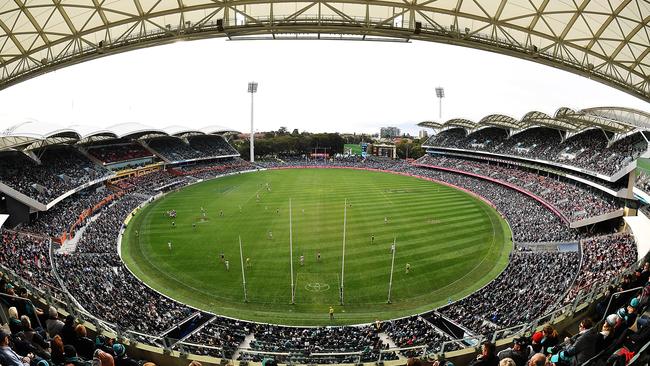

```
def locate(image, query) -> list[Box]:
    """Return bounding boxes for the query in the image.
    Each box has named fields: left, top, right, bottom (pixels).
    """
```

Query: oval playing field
left=121, top=168, right=512, bottom=325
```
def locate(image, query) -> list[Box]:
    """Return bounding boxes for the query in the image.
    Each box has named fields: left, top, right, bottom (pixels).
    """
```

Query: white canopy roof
left=0, top=120, right=240, bottom=151
left=0, top=1, right=649, bottom=101
left=419, top=106, right=650, bottom=136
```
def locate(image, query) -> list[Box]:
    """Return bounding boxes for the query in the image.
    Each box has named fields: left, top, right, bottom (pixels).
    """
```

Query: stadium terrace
left=0, top=111, right=648, bottom=366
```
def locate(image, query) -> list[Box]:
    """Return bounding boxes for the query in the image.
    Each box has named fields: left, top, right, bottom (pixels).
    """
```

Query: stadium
left=1, top=1, right=650, bottom=366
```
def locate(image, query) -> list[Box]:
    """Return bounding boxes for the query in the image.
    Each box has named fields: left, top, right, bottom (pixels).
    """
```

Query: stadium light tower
left=248, top=81, right=258, bottom=163
left=435, top=87, right=445, bottom=120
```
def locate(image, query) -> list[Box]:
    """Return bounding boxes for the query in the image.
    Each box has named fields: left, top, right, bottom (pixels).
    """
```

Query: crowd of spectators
left=637, top=170, right=650, bottom=192
left=0, top=268, right=153, bottom=366
left=416, top=155, right=620, bottom=222
left=383, top=316, right=458, bottom=356
left=562, top=233, right=638, bottom=305
left=247, top=323, right=388, bottom=364
left=183, top=317, right=250, bottom=359
left=188, top=136, right=239, bottom=157
left=172, top=158, right=253, bottom=180
left=53, top=194, right=195, bottom=335
left=113, top=170, right=192, bottom=196
left=425, top=128, right=648, bottom=176
left=147, top=138, right=205, bottom=162
left=21, top=189, right=110, bottom=238
left=1, top=152, right=645, bottom=364
left=439, top=251, right=580, bottom=334
left=0, top=232, right=62, bottom=299
left=87, top=143, right=154, bottom=164
left=0, top=148, right=112, bottom=203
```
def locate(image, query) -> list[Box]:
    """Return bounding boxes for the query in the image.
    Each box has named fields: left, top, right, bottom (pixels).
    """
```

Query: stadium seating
left=425, top=128, right=648, bottom=176
left=0, top=148, right=112, bottom=203
left=248, top=324, right=389, bottom=363
left=189, top=136, right=239, bottom=157
left=147, top=137, right=205, bottom=162
left=20, top=188, right=110, bottom=237
left=416, top=155, right=621, bottom=222
left=87, top=142, right=154, bottom=164
left=0, top=154, right=645, bottom=366
left=439, top=251, right=580, bottom=334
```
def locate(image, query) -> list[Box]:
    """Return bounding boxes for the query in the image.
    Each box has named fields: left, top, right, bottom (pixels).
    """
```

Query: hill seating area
left=425, top=128, right=648, bottom=176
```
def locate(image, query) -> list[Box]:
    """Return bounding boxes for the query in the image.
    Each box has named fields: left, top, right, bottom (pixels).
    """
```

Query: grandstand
left=0, top=125, right=648, bottom=365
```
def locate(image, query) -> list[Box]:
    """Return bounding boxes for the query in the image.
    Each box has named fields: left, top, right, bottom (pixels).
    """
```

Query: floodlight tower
left=435, top=87, right=445, bottom=120
left=248, top=81, right=258, bottom=163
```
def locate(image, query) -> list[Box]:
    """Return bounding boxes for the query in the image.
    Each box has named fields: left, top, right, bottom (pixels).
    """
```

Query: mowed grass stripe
left=122, top=168, right=511, bottom=325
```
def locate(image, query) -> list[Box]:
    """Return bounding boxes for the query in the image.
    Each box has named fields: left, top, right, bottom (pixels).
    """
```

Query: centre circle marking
left=305, top=282, right=330, bottom=292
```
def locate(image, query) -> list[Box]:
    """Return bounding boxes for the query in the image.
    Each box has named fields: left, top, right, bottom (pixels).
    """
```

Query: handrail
left=600, top=286, right=644, bottom=323
left=378, top=345, right=427, bottom=362
left=0, top=293, right=44, bottom=330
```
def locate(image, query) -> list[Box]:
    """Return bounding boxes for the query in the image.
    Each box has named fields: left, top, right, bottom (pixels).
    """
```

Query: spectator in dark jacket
left=113, top=343, right=138, bottom=366
left=497, top=337, right=529, bottom=366
left=61, top=315, right=77, bottom=345
left=470, top=341, right=499, bottom=366
left=554, top=318, right=599, bottom=366
left=74, top=325, right=95, bottom=360
left=50, top=335, right=65, bottom=365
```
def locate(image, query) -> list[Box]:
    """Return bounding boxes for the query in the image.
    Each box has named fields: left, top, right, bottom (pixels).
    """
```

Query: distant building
left=419, top=130, right=429, bottom=139
left=370, top=143, right=397, bottom=159
left=380, top=127, right=401, bottom=138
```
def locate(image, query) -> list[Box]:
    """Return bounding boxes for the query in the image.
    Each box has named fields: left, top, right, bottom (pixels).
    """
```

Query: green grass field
left=344, top=144, right=363, bottom=156
left=121, top=168, right=511, bottom=325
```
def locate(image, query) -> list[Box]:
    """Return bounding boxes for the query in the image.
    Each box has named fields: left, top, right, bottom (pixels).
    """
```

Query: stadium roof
left=418, top=106, right=650, bottom=142
left=0, top=121, right=240, bottom=151
left=0, top=1, right=650, bottom=102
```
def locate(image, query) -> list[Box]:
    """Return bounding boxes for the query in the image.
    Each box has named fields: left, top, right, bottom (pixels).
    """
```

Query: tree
left=396, top=141, right=425, bottom=159
left=277, top=127, right=289, bottom=136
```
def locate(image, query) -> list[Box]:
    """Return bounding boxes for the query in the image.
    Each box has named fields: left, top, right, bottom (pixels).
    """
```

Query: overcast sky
left=0, top=38, right=648, bottom=135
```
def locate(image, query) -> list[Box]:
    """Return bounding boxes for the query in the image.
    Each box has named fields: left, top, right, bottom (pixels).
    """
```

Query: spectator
left=46, top=307, right=64, bottom=338
left=51, top=335, right=65, bottom=365
left=18, top=316, right=49, bottom=359
left=8, top=307, right=22, bottom=334
left=528, top=353, right=546, bottom=366
left=63, top=344, right=86, bottom=366
left=532, top=324, right=559, bottom=355
left=469, top=341, right=499, bottom=366
left=0, top=329, right=31, bottom=366
left=113, top=343, right=138, bottom=366
left=497, top=337, right=529, bottom=366
left=551, top=318, right=598, bottom=365
left=74, top=325, right=95, bottom=360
